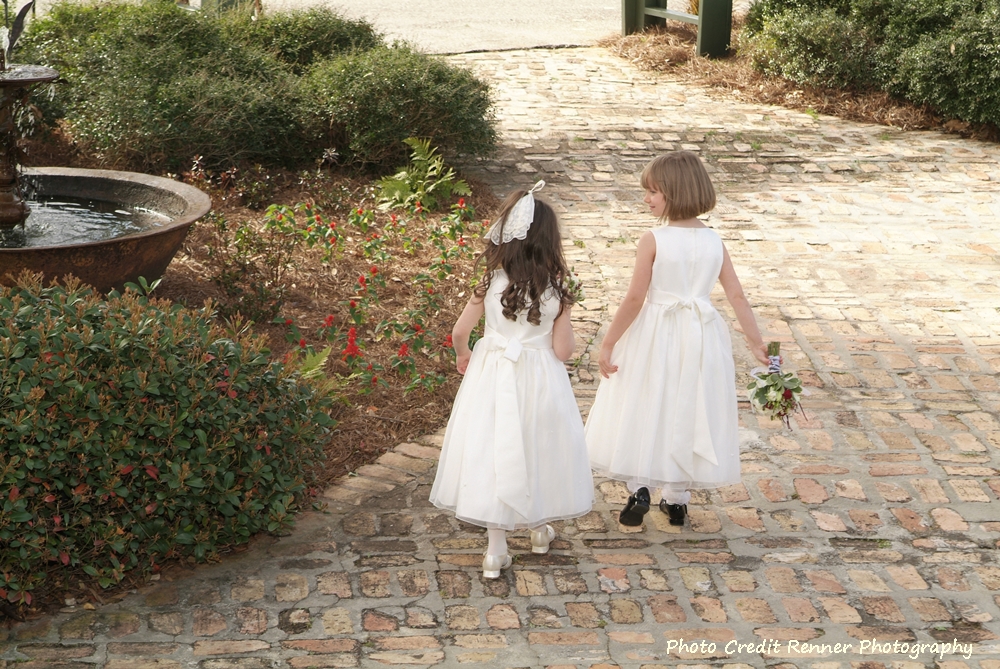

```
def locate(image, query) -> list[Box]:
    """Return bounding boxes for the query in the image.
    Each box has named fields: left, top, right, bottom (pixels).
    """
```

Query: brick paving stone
left=608, top=599, right=643, bottom=624
left=565, top=602, right=602, bottom=628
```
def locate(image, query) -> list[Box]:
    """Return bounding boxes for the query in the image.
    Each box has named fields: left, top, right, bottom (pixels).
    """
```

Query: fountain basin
left=0, top=167, right=211, bottom=293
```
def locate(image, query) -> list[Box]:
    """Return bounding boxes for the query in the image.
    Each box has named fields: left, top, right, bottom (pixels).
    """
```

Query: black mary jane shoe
left=618, top=487, right=651, bottom=526
left=658, top=499, right=687, bottom=526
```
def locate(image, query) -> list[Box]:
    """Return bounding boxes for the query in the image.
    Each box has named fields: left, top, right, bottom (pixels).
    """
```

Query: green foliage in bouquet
left=746, top=341, right=805, bottom=429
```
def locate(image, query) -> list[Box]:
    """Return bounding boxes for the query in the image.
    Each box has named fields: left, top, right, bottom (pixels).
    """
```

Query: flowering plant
left=746, top=342, right=805, bottom=429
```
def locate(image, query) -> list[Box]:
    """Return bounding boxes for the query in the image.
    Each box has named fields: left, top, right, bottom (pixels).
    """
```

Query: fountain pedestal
left=0, top=64, right=60, bottom=229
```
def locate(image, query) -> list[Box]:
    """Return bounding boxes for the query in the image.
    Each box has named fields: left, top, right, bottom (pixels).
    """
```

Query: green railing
left=622, top=0, right=733, bottom=58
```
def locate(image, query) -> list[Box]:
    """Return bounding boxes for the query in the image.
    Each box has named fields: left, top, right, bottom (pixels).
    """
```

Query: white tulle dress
left=585, top=226, right=741, bottom=490
left=430, top=270, right=594, bottom=530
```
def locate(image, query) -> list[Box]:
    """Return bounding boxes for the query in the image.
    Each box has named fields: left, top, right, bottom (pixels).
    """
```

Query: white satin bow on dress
left=476, top=326, right=552, bottom=517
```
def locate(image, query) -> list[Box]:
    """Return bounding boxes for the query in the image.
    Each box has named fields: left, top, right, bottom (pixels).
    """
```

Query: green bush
left=20, top=1, right=496, bottom=172
left=304, top=44, right=497, bottom=169
left=744, top=7, right=876, bottom=89
left=889, top=7, right=1000, bottom=124
left=0, top=276, right=333, bottom=603
left=221, top=7, right=382, bottom=74
left=742, top=0, right=1000, bottom=125
left=19, top=0, right=318, bottom=170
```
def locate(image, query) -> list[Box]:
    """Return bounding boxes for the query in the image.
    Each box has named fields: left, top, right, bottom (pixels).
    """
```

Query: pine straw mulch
left=599, top=20, right=1000, bottom=142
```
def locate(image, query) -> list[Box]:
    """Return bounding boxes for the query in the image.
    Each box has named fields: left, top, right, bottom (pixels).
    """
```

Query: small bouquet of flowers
left=747, top=342, right=806, bottom=429
left=564, top=267, right=586, bottom=304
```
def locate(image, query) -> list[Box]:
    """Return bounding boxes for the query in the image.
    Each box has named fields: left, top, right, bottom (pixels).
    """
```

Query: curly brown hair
left=474, top=190, right=574, bottom=325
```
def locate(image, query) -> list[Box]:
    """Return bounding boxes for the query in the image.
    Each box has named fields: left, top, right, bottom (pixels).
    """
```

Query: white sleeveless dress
left=430, top=270, right=594, bottom=530
left=585, top=226, right=741, bottom=489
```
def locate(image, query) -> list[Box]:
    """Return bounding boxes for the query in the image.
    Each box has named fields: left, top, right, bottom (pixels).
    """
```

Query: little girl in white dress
left=585, top=152, right=770, bottom=527
left=430, top=182, right=594, bottom=578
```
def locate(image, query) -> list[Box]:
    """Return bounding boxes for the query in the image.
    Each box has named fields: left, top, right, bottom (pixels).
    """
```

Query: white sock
left=487, top=528, right=507, bottom=556
left=626, top=479, right=648, bottom=494
left=661, top=483, right=691, bottom=506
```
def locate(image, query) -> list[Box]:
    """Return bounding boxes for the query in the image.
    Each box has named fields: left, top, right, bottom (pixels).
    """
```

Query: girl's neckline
left=663, top=224, right=711, bottom=229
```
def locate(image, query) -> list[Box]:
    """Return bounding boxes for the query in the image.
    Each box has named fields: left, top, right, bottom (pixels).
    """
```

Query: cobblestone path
left=3, top=47, right=999, bottom=669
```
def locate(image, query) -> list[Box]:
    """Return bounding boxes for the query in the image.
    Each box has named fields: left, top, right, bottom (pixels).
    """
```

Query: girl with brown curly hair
left=430, top=181, right=593, bottom=579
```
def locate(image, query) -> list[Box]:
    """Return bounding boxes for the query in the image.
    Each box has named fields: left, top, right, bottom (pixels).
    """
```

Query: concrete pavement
left=2, top=41, right=1000, bottom=669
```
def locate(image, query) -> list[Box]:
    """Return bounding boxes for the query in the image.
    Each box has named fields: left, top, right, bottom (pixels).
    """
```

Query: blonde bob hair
left=640, top=151, right=716, bottom=221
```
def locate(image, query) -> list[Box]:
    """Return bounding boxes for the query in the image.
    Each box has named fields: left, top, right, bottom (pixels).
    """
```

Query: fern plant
left=375, top=137, right=470, bottom=212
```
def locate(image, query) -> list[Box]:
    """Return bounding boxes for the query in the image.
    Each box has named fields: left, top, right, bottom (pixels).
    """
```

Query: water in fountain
left=0, top=196, right=170, bottom=248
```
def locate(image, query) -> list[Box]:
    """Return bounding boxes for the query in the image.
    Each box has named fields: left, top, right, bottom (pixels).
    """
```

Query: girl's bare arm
left=551, top=305, right=575, bottom=362
left=718, top=245, right=769, bottom=365
left=598, top=231, right=656, bottom=377
left=453, top=294, right=486, bottom=374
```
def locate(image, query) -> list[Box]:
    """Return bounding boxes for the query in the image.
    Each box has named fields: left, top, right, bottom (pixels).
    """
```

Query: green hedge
left=304, top=45, right=497, bottom=168
left=19, top=0, right=496, bottom=171
left=221, top=6, right=382, bottom=74
left=744, top=0, right=1000, bottom=125
left=0, top=276, right=332, bottom=602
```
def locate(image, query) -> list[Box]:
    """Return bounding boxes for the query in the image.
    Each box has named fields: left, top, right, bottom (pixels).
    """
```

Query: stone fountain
left=0, top=2, right=210, bottom=292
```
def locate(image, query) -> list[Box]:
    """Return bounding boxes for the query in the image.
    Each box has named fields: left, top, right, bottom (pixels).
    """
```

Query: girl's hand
left=751, top=341, right=771, bottom=366
left=456, top=349, right=472, bottom=375
left=598, top=346, right=618, bottom=378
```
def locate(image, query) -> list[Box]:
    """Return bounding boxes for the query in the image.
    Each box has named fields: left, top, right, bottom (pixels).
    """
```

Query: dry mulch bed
left=600, top=20, right=999, bottom=142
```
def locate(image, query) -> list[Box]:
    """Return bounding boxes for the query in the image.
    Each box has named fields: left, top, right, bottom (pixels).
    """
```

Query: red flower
left=285, top=318, right=293, bottom=326
left=427, top=288, right=435, bottom=295
left=350, top=300, right=357, bottom=309
left=398, top=343, right=409, bottom=357
left=329, top=220, right=337, bottom=229
left=457, top=236, right=466, bottom=247
left=390, top=214, right=398, bottom=223
left=358, top=275, right=367, bottom=288
left=415, top=201, right=423, bottom=213
left=323, top=314, right=335, bottom=328
left=370, top=265, right=378, bottom=275
left=413, top=324, right=423, bottom=333
left=783, top=389, right=793, bottom=399
left=314, top=214, right=322, bottom=223
left=348, top=327, right=357, bottom=341
left=371, top=375, right=378, bottom=385
left=458, top=197, right=466, bottom=208
left=299, top=338, right=307, bottom=348
left=442, top=334, right=453, bottom=348
left=356, top=208, right=364, bottom=215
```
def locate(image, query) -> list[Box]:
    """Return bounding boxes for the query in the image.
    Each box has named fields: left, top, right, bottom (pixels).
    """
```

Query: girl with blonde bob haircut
left=640, top=151, right=717, bottom=222
left=585, top=151, right=768, bottom=528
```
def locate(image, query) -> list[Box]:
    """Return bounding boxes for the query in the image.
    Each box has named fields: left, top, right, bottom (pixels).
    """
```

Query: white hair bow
left=485, top=180, right=545, bottom=244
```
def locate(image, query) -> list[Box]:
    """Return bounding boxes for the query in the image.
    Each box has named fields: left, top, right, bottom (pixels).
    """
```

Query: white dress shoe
left=530, top=524, right=556, bottom=554
left=482, top=553, right=512, bottom=579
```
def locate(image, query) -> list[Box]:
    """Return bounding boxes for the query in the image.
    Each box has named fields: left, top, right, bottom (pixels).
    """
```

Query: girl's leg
left=486, top=528, right=508, bottom=557
left=658, top=482, right=690, bottom=526
left=619, top=480, right=651, bottom=527
left=660, top=483, right=691, bottom=506
left=482, top=528, right=511, bottom=579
